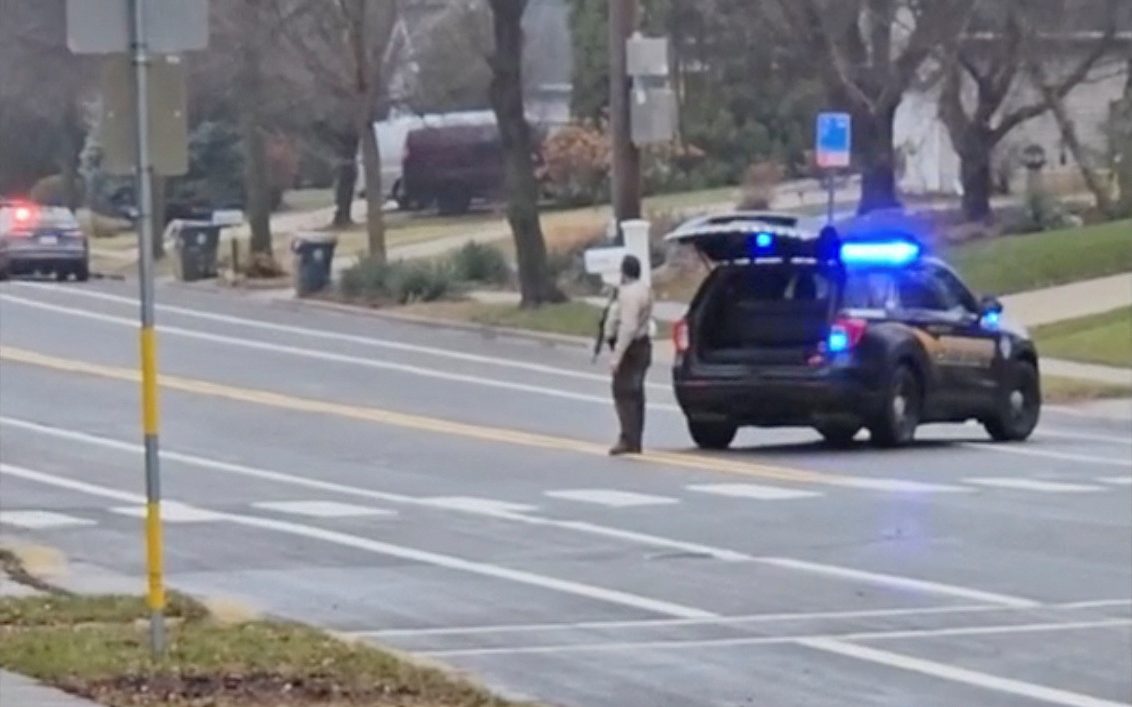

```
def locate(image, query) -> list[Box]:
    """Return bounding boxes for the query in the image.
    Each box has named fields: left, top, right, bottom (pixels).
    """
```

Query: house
left=895, top=6, right=1132, bottom=197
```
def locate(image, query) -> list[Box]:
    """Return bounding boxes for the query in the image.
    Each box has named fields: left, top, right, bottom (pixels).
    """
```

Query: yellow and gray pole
left=129, top=0, right=166, bottom=655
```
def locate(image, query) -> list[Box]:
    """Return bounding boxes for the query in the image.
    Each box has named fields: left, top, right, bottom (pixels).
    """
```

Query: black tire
left=984, top=360, right=1041, bottom=442
left=437, top=186, right=471, bottom=216
left=869, top=364, right=922, bottom=448
left=74, top=261, right=90, bottom=282
left=816, top=422, right=861, bottom=447
left=0, top=266, right=9, bottom=282
left=688, top=420, right=738, bottom=450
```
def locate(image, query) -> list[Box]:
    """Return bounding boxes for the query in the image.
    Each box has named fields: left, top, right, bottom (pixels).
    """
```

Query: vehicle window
left=930, top=266, right=979, bottom=313
left=842, top=273, right=897, bottom=310
left=895, top=270, right=952, bottom=312
left=36, top=208, right=80, bottom=230
left=730, top=267, right=832, bottom=303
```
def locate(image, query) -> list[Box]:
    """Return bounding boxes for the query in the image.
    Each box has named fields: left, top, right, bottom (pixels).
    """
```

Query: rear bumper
left=7, top=251, right=88, bottom=273
left=674, top=368, right=885, bottom=427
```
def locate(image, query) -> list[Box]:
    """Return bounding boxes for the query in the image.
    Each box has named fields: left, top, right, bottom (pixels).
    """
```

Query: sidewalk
left=1000, top=273, right=1132, bottom=328
left=0, top=670, right=102, bottom=707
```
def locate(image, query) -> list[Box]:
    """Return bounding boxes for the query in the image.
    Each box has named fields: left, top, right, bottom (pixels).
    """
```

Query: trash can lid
left=293, top=232, right=338, bottom=245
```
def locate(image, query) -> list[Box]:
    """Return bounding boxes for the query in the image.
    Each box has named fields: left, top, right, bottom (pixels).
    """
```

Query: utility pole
left=609, top=0, right=641, bottom=226
left=129, top=0, right=166, bottom=656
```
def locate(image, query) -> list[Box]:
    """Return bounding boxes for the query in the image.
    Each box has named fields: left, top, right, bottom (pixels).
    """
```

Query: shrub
left=339, top=258, right=459, bottom=305
left=1002, top=191, right=1079, bottom=235
left=29, top=174, right=83, bottom=207
left=539, top=122, right=611, bottom=207
left=450, top=241, right=511, bottom=286
left=737, top=161, right=784, bottom=210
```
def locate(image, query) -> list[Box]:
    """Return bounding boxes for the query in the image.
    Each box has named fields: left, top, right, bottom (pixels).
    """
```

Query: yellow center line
left=0, top=345, right=852, bottom=487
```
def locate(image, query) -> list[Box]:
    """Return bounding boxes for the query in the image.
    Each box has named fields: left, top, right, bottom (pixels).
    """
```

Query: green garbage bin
left=170, top=220, right=221, bottom=282
left=292, top=232, right=337, bottom=297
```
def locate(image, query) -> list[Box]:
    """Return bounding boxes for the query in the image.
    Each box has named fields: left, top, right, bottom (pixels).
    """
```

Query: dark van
left=401, top=123, right=504, bottom=215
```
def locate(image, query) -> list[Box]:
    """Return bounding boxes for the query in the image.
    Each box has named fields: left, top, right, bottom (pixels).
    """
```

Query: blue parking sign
left=816, top=112, right=852, bottom=168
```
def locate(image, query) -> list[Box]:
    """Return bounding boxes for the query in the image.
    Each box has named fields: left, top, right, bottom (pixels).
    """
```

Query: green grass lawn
left=1033, top=306, right=1132, bottom=368
left=945, top=219, right=1132, bottom=295
left=0, top=593, right=520, bottom=707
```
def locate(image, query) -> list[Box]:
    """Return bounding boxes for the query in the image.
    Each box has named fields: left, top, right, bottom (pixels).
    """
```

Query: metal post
left=827, top=172, right=835, bottom=225
left=609, top=0, right=641, bottom=227
left=128, top=0, right=166, bottom=656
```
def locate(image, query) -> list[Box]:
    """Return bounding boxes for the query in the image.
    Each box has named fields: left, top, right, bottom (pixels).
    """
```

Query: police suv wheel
left=870, top=364, right=921, bottom=448
left=984, top=361, right=1040, bottom=442
left=688, top=420, right=737, bottom=450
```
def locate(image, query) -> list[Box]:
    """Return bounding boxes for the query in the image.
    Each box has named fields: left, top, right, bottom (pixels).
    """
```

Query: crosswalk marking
left=1097, top=476, right=1132, bottom=486
left=545, top=489, right=678, bottom=508
left=829, top=478, right=970, bottom=494
left=253, top=501, right=395, bottom=518
left=0, top=510, right=95, bottom=529
left=964, top=478, right=1104, bottom=493
left=111, top=502, right=225, bottom=522
left=687, top=484, right=820, bottom=501
left=423, top=497, right=538, bottom=514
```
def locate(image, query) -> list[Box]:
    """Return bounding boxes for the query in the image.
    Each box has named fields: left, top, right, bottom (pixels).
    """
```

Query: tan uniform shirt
left=606, top=279, right=654, bottom=368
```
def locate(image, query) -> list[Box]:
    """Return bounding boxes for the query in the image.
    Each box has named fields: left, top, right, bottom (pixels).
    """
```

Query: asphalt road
left=1, top=278, right=1130, bottom=707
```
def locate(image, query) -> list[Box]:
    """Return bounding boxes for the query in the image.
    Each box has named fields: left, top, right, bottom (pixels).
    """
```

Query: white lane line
left=823, top=478, right=971, bottom=494
left=5, top=284, right=669, bottom=391
left=750, top=557, right=1039, bottom=609
left=797, top=636, right=1131, bottom=707
left=545, top=489, right=679, bottom=508
left=423, top=618, right=1132, bottom=659
left=252, top=501, right=395, bottom=518
left=0, top=461, right=717, bottom=620
left=964, top=478, right=1105, bottom=493
left=0, top=416, right=750, bottom=562
left=960, top=442, right=1132, bottom=468
left=111, top=503, right=226, bottom=523
left=1057, top=599, right=1132, bottom=610
left=687, top=483, right=821, bottom=501
left=0, top=510, right=95, bottom=529
left=1097, top=477, right=1132, bottom=486
left=354, top=604, right=1012, bottom=638
left=424, top=497, right=539, bottom=514
left=0, top=294, right=680, bottom=410
left=1038, top=429, right=1132, bottom=446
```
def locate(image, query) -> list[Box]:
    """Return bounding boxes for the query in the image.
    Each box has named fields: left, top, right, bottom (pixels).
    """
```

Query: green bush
left=339, top=258, right=460, bottom=305
left=450, top=241, right=512, bottom=285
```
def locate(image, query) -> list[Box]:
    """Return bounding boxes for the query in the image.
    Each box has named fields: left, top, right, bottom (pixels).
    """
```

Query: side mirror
left=979, top=296, right=1003, bottom=329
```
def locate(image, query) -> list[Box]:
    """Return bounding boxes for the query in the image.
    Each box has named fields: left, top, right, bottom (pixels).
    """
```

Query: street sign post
left=67, top=0, right=208, bottom=658
left=816, top=112, right=852, bottom=224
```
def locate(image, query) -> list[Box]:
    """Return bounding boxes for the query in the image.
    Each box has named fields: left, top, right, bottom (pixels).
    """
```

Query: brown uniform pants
left=612, top=338, right=652, bottom=451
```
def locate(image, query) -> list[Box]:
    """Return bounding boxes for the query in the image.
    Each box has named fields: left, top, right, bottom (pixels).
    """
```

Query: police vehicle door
left=894, top=265, right=997, bottom=407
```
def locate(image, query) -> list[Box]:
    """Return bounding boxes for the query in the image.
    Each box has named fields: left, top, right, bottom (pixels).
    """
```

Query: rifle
left=593, top=290, right=618, bottom=363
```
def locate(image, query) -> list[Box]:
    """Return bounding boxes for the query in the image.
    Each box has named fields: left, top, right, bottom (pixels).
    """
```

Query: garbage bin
left=291, top=232, right=337, bottom=297
left=168, top=220, right=221, bottom=282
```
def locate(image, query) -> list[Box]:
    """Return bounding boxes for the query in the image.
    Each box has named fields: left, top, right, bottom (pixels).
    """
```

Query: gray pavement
left=1, top=278, right=1130, bottom=707
left=0, top=671, right=101, bottom=707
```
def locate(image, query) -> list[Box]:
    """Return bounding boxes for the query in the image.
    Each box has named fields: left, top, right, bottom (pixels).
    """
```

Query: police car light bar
left=838, top=239, right=922, bottom=267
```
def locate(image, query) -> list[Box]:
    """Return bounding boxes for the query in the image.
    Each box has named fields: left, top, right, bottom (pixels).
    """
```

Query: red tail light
left=827, top=317, right=868, bottom=353
left=673, top=319, right=690, bottom=355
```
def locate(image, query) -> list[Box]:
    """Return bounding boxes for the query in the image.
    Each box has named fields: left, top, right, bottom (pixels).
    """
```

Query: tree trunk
left=149, top=174, right=166, bottom=260
left=958, top=131, right=994, bottom=222
left=488, top=0, right=562, bottom=307
left=238, top=38, right=273, bottom=256
left=59, top=100, right=82, bottom=212
left=855, top=103, right=902, bottom=214
left=1117, top=63, right=1132, bottom=216
left=332, top=133, right=358, bottom=228
left=357, top=108, right=386, bottom=262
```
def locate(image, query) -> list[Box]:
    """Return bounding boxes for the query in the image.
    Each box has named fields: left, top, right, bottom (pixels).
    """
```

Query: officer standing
left=604, top=254, right=654, bottom=456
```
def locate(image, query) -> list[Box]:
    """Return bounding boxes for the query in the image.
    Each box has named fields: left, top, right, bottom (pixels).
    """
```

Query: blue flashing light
left=839, top=240, right=921, bottom=267
left=755, top=231, right=774, bottom=249
left=827, top=327, right=851, bottom=354
left=981, top=311, right=1001, bottom=331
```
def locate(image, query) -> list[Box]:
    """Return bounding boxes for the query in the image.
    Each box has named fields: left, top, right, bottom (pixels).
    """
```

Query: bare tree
left=486, top=0, right=561, bottom=307
left=283, top=0, right=400, bottom=263
left=773, top=0, right=977, bottom=214
left=939, top=0, right=1117, bottom=221
left=1116, top=58, right=1132, bottom=215
left=1019, top=0, right=1123, bottom=217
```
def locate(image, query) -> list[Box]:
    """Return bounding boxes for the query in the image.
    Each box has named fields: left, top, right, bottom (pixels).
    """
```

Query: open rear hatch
left=666, top=212, right=836, bottom=367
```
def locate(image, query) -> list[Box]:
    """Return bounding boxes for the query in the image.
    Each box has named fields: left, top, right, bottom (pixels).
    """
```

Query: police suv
left=666, top=211, right=1041, bottom=450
